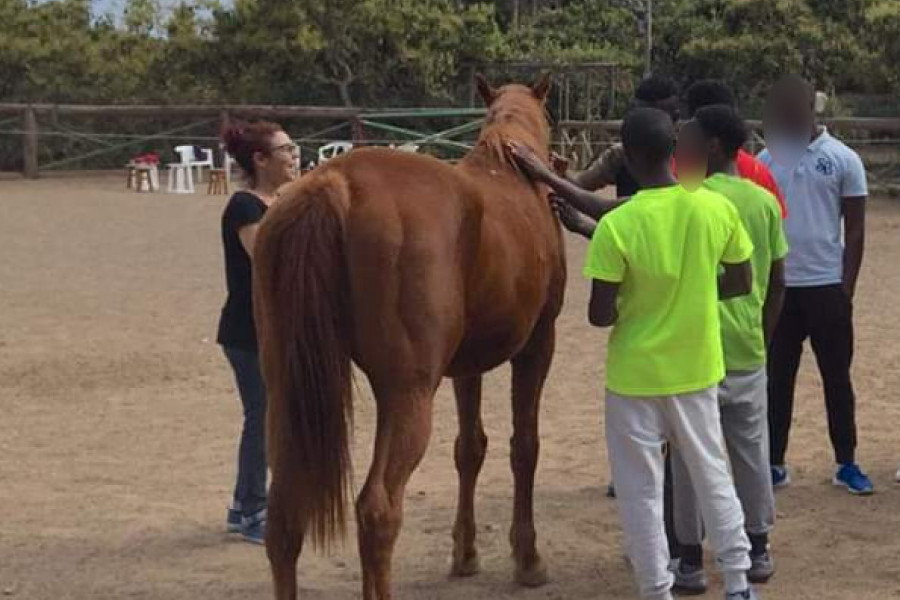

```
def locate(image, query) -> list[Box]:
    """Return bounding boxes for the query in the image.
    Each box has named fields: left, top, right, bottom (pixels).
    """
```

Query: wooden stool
left=208, top=168, right=228, bottom=195
left=125, top=162, right=137, bottom=189
left=135, top=166, right=153, bottom=192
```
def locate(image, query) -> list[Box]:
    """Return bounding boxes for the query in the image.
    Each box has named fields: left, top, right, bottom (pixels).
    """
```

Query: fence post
left=219, top=109, right=230, bottom=162
left=350, top=117, right=365, bottom=146
left=23, top=105, right=38, bottom=179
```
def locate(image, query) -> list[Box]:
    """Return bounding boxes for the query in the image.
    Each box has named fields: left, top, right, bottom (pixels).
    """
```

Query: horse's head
left=473, top=73, right=552, bottom=168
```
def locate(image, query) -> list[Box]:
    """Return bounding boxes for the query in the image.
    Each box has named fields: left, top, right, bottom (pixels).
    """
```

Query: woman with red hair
left=217, top=120, right=297, bottom=544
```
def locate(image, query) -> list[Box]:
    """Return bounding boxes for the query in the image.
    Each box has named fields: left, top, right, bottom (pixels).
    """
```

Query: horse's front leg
left=508, top=319, right=555, bottom=587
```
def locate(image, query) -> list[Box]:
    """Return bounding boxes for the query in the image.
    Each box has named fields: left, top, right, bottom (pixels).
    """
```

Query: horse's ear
left=474, top=73, right=498, bottom=106
left=532, top=72, right=552, bottom=102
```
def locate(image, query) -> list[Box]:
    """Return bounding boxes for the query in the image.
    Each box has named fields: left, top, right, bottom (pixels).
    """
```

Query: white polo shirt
left=758, top=128, right=867, bottom=287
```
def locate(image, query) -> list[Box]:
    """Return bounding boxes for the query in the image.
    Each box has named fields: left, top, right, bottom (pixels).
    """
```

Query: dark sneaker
left=748, top=550, right=775, bottom=583
left=833, top=463, right=874, bottom=495
left=606, top=482, right=616, bottom=498
left=226, top=507, right=242, bottom=533
left=241, top=509, right=267, bottom=545
left=771, top=465, right=791, bottom=490
left=725, top=588, right=759, bottom=600
left=672, top=559, right=708, bottom=595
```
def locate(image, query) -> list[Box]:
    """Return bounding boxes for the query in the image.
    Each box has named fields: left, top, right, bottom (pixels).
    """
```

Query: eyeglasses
left=270, top=142, right=300, bottom=155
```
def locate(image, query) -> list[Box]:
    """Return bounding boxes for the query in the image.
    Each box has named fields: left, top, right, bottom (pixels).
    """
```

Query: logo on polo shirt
left=815, top=156, right=835, bottom=176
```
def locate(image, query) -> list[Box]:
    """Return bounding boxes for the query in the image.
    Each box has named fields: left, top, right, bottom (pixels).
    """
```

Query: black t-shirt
left=217, top=192, right=268, bottom=349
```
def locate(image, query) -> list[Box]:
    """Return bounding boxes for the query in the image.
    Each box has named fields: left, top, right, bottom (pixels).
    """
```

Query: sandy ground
left=1, top=174, right=899, bottom=600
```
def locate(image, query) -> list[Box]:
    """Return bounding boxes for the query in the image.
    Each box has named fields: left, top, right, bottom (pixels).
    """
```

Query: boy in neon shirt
left=582, top=107, right=758, bottom=600
left=668, top=105, right=788, bottom=594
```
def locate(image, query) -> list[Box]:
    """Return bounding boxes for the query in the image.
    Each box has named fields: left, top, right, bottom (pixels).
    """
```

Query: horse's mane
left=470, top=86, right=550, bottom=174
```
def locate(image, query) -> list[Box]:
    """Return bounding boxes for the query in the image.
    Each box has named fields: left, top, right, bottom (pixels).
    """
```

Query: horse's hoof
left=514, top=559, right=549, bottom=588
left=450, top=552, right=481, bottom=578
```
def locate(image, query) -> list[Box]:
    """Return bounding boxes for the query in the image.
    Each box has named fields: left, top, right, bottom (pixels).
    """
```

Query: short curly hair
left=685, top=79, right=736, bottom=117
left=634, top=75, right=679, bottom=103
left=693, top=104, right=749, bottom=158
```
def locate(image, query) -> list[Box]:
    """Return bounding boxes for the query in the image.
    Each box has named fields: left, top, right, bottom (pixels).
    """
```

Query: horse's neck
left=462, top=128, right=547, bottom=176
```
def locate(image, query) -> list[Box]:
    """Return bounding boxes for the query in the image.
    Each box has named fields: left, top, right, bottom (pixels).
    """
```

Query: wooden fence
left=0, top=103, right=488, bottom=178
left=1, top=103, right=898, bottom=186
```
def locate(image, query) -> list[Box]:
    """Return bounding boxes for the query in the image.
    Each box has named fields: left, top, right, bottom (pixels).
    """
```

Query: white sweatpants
left=606, top=387, right=751, bottom=600
left=672, top=368, right=776, bottom=545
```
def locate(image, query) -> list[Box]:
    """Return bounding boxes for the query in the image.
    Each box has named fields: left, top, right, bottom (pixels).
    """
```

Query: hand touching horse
left=253, top=74, right=566, bottom=600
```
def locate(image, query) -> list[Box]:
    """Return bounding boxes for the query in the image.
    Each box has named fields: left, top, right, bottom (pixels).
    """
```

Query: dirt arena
left=1, top=174, right=899, bottom=600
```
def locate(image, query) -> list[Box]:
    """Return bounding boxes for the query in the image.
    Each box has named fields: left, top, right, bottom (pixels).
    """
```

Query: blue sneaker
left=226, top=506, right=242, bottom=533
left=771, top=465, right=791, bottom=489
left=725, top=588, right=759, bottom=600
left=833, top=463, right=874, bottom=495
left=241, top=508, right=267, bottom=545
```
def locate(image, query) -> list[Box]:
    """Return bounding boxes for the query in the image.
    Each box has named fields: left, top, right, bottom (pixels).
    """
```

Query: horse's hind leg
left=450, top=375, right=488, bottom=577
left=267, top=471, right=305, bottom=600
left=509, top=319, right=555, bottom=587
left=357, top=387, right=435, bottom=600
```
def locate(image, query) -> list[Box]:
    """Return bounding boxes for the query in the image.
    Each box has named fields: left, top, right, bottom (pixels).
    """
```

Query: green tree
left=509, top=0, right=639, bottom=65
left=0, top=0, right=896, bottom=109
left=123, top=0, right=160, bottom=36
left=0, top=0, right=34, bottom=98
left=866, top=1, right=900, bottom=89
left=650, top=0, right=883, bottom=101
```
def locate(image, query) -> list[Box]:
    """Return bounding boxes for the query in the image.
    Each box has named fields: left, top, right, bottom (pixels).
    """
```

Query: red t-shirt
left=736, top=149, right=787, bottom=218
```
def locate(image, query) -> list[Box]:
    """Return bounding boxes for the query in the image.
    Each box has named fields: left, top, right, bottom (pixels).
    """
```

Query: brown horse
left=252, top=74, right=566, bottom=600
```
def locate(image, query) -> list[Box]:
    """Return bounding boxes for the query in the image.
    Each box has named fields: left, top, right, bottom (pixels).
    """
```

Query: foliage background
left=1, top=0, right=898, bottom=170
left=2, top=0, right=898, bottom=106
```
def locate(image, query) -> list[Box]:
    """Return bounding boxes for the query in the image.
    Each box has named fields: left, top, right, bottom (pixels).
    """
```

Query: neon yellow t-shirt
left=704, top=173, right=789, bottom=371
left=584, top=185, right=754, bottom=396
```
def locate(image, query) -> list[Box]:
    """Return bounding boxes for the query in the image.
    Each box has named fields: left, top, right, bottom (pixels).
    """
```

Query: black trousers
left=664, top=450, right=679, bottom=557
left=767, top=285, right=857, bottom=466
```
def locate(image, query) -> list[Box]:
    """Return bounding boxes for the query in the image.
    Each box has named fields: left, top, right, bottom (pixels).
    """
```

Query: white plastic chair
left=318, top=142, right=353, bottom=163
left=167, top=163, right=194, bottom=194
left=192, top=148, right=214, bottom=182
left=174, top=145, right=194, bottom=164
left=141, top=164, right=160, bottom=191
left=293, top=142, right=302, bottom=175
left=223, top=151, right=235, bottom=189
left=168, top=146, right=195, bottom=194
left=173, top=145, right=213, bottom=182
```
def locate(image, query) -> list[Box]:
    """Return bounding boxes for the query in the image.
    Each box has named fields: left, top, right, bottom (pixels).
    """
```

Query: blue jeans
left=223, top=346, right=267, bottom=517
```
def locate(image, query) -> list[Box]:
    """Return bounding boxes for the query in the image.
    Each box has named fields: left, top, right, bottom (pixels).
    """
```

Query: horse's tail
left=253, top=168, right=353, bottom=550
